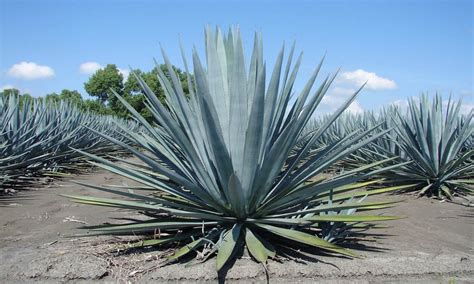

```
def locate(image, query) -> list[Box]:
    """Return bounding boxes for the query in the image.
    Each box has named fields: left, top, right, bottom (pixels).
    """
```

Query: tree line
left=0, top=64, right=189, bottom=122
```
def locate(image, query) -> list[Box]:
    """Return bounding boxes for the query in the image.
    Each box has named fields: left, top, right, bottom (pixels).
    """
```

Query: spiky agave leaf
left=66, top=27, right=404, bottom=271
left=386, top=95, right=474, bottom=199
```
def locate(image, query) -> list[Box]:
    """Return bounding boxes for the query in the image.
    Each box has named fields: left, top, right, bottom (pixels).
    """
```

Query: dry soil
left=0, top=165, right=473, bottom=283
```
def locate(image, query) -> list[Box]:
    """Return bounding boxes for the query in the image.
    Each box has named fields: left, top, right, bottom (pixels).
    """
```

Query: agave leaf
left=72, top=181, right=217, bottom=213
left=256, top=224, right=357, bottom=257
left=130, top=232, right=196, bottom=249
left=216, top=224, right=242, bottom=271
left=316, top=184, right=417, bottom=202
left=227, top=173, right=246, bottom=218
left=305, top=215, right=402, bottom=222
left=167, top=233, right=214, bottom=262
left=62, top=194, right=230, bottom=221
left=245, top=228, right=272, bottom=263
left=89, top=221, right=218, bottom=234
left=267, top=200, right=402, bottom=218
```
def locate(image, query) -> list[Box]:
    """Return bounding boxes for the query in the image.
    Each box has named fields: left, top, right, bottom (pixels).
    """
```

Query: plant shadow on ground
left=0, top=191, right=36, bottom=207
left=0, top=154, right=134, bottom=205
left=0, top=174, right=67, bottom=205
left=457, top=210, right=474, bottom=224
left=91, top=228, right=394, bottom=283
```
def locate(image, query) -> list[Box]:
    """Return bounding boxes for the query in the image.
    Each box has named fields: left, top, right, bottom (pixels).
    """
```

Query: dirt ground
left=0, top=165, right=473, bottom=283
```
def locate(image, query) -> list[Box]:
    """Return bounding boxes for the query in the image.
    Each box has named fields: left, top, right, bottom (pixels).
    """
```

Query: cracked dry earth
left=1, top=163, right=473, bottom=283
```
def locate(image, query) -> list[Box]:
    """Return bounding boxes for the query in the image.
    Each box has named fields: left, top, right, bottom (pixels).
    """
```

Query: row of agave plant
left=63, top=27, right=429, bottom=274
left=309, top=95, right=473, bottom=200
left=0, top=94, right=138, bottom=192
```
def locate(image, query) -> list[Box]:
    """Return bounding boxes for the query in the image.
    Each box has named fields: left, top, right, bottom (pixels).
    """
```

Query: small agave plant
left=388, top=95, right=473, bottom=199
left=66, top=27, right=405, bottom=272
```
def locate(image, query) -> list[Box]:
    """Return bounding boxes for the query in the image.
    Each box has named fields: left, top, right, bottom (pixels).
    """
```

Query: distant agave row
left=306, top=95, right=473, bottom=199
left=0, top=94, right=137, bottom=191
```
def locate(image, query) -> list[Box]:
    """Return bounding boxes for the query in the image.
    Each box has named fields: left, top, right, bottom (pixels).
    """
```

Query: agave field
left=0, top=94, right=138, bottom=192
left=1, top=27, right=472, bottom=279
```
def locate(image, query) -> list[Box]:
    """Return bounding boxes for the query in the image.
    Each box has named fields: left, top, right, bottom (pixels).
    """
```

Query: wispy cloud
left=321, top=87, right=364, bottom=114
left=337, top=69, right=397, bottom=90
left=79, top=61, right=102, bottom=74
left=7, top=62, right=55, bottom=80
left=345, top=100, right=364, bottom=114
left=317, top=69, right=397, bottom=115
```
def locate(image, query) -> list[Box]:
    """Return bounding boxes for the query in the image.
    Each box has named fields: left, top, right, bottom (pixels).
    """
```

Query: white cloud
left=346, top=100, right=364, bottom=114
left=330, top=87, right=355, bottom=97
left=321, top=87, right=356, bottom=107
left=320, top=87, right=355, bottom=107
left=321, top=87, right=350, bottom=108
left=320, top=87, right=364, bottom=114
left=338, top=69, right=397, bottom=90
left=79, top=61, right=102, bottom=74
left=7, top=62, right=55, bottom=80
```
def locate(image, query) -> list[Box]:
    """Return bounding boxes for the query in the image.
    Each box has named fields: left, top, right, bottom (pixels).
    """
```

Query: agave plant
left=66, top=27, right=405, bottom=272
left=386, top=95, right=473, bottom=199
left=0, top=94, right=135, bottom=191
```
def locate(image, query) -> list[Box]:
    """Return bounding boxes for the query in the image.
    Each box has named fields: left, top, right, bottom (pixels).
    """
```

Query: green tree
left=123, top=65, right=190, bottom=122
left=79, top=63, right=191, bottom=121
left=126, top=92, right=153, bottom=122
left=44, top=89, right=83, bottom=108
left=123, top=68, right=155, bottom=121
left=45, top=92, right=60, bottom=104
left=81, top=99, right=111, bottom=115
left=59, top=89, right=82, bottom=105
left=84, top=64, right=124, bottom=104
left=1, top=88, right=33, bottom=108
left=21, top=93, right=33, bottom=102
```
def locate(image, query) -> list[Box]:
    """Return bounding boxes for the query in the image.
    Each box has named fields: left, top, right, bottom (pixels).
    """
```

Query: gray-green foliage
left=389, top=95, right=473, bottom=198
left=66, top=27, right=403, bottom=271
left=310, top=108, right=403, bottom=169
left=0, top=94, right=136, bottom=190
left=306, top=95, right=473, bottom=199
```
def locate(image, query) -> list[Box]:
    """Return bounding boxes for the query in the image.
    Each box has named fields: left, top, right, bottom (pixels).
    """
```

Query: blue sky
left=0, top=0, right=472, bottom=113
